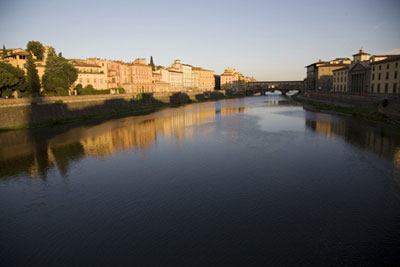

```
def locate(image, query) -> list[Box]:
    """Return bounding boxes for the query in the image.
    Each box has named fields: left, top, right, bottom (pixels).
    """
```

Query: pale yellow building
left=332, top=67, right=349, bottom=92
left=220, top=68, right=254, bottom=91
left=167, top=68, right=183, bottom=92
left=193, top=67, right=215, bottom=92
left=370, top=55, right=400, bottom=94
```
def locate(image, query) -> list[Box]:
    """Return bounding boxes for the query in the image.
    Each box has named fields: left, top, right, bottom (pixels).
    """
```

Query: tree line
left=0, top=41, right=77, bottom=98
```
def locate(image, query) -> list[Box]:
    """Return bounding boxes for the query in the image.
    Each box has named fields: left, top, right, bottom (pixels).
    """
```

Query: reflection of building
left=305, top=116, right=400, bottom=160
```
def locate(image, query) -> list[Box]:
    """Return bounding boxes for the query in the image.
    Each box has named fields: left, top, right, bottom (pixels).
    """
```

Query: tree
left=2, top=45, right=6, bottom=59
left=149, top=56, right=156, bottom=71
left=0, top=62, right=27, bottom=97
left=26, top=41, right=44, bottom=61
left=42, top=52, right=77, bottom=96
left=0, top=68, right=18, bottom=97
left=26, top=55, right=41, bottom=96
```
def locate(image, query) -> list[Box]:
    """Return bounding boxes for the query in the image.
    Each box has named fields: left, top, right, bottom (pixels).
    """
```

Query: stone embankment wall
left=0, top=91, right=228, bottom=129
left=302, top=90, right=400, bottom=122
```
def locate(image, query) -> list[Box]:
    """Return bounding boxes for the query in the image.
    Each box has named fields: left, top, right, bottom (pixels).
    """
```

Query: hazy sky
left=1, top=0, right=399, bottom=80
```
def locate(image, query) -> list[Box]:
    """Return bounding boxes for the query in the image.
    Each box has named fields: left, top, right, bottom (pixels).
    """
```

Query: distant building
left=332, top=49, right=400, bottom=94
left=220, top=68, right=255, bottom=91
left=121, top=58, right=153, bottom=93
left=305, top=58, right=351, bottom=91
left=152, top=68, right=169, bottom=92
left=193, top=67, right=215, bottom=92
left=167, top=68, right=183, bottom=92
left=332, top=66, right=349, bottom=92
left=70, top=60, right=108, bottom=90
left=2, top=46, right=52, bottom=83
left=370, top=55, right=400, bottom=94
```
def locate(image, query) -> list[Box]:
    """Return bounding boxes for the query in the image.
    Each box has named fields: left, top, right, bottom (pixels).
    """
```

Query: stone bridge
left=247, top=81, right=304, bottom=95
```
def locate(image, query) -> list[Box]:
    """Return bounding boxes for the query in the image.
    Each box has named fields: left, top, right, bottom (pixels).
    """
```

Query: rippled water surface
left=1, top=96, right=400, bottom=266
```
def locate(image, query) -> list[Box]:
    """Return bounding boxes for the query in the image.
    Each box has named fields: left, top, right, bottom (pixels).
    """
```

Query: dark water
left=1, top=96, right=400, bottom=266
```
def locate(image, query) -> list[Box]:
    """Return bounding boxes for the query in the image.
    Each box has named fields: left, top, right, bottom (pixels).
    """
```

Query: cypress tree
left=2, top=45, right=6, bottom=59
left=150, top=56, right=155, bottom=71
left=26, top=55, right=41, bottom=96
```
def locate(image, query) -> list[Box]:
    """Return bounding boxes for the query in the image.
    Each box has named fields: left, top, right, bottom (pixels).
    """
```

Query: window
left=387, top=64, right=390, bottom=69
left=393, top=83, right=397, bottom=93
left=378, top=73, right=381, bottom=80
left=379, top=65, right=381, bottom=70
left=395, top=71, right=398, bottom=79
left=372, top=74, right=374, bottom=80
left=386, top=72, right=389, bottom=80
left=385, top=83, right=388, bottom=93
left=395, top=62, right=398, bottom=68
left=377, top=83, right=381, bottom=92
left=344, top=85, right=346, bottom=91
left=373, top=66, right=375, bottom=71
left=371, top=84, right=374, bottom=92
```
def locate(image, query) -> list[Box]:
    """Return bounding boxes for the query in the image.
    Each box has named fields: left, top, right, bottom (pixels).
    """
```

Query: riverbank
left=292, top=91, right=400, bottom=127
left=0, top=91, right=236, bottom=131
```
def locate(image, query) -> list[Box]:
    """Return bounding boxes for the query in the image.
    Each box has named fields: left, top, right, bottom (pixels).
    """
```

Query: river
left=1, top=96, right=400, bottom=266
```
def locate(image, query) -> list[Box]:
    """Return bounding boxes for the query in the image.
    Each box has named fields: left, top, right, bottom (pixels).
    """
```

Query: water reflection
left=306, top=113, right=400, bottom=179
left=0, top=103, right=248, bottom=179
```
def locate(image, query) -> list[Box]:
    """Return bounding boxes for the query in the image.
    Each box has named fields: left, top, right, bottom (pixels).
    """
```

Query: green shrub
left=55, top=87, right=69, bottom=96
left=77, top=84, right=95, bottom=95
left=55, top=100, right=63, bottom=104
left=93, top=89, right=110, bottom=95
left=136, top=93, right=152, bottom=103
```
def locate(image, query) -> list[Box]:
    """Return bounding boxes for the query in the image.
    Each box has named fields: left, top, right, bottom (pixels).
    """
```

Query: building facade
left=332, top=67, right=349, bottom=92
left=168, top=69, right=183, bottom=92
left=305, top=58, right=351, bottom=90
left=70, top=60, right=108, bottom=90
left=370, top=55, right=400, bottom=94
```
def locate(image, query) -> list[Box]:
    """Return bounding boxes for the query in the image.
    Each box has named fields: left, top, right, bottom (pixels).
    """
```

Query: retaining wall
left=0, top=91, right=227, bottom=129
left=303, top=90, right=400, bottom=121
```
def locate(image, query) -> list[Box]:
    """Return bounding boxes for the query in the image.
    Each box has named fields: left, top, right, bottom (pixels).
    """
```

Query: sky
left=1, top=0, right=399, bottom=81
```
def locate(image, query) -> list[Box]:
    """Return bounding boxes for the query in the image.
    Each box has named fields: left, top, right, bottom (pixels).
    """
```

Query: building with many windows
left=193, top=67, right=215, bottom=92
left=305, top=58, right=351, bottom=91
left=370, top=55, right=400, bottom=94
left=332, top=49, right=400, bottom=94
left=69, top=60, right=108, bottom=90
left=332, top=66, right=349, bottom=92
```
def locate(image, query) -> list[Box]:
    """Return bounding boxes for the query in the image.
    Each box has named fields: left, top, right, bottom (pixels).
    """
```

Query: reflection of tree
left=51, top=143, right=85, bottom=176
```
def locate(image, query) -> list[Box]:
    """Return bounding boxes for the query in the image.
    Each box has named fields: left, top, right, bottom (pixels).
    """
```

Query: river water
left=1, top=96, right=400, bottom=266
